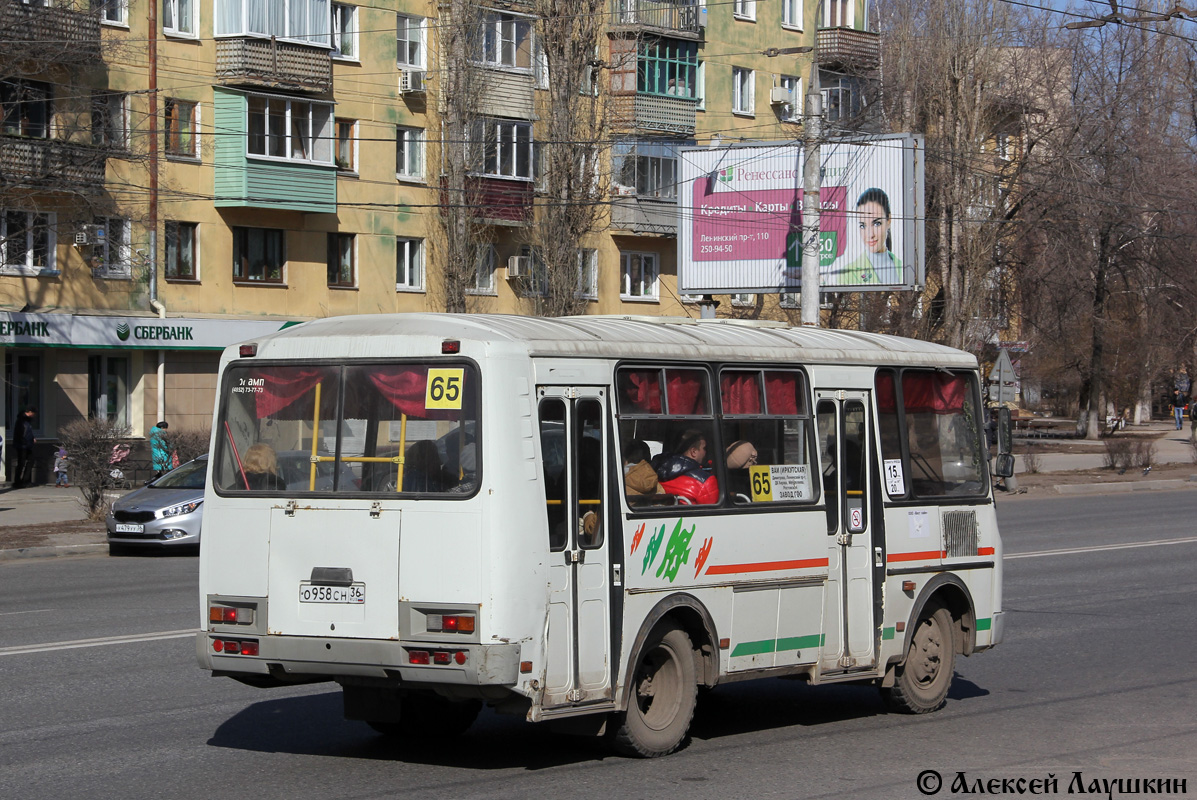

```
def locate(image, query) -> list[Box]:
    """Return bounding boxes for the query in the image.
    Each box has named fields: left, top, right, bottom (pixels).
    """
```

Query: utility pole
left=800, top=63, right=822, bottom=327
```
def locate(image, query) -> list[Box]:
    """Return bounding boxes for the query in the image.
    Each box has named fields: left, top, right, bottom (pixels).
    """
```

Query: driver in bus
left=652, top=429, right=719, bottom=505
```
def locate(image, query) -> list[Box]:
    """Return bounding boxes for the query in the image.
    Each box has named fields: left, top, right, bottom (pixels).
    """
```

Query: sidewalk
left=0, top=484, right=125, bottom=561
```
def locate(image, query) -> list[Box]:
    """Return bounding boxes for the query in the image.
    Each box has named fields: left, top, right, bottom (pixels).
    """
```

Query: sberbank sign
left=0, top=320, right=50, bottom=337
left=122, top=323, right=196, bottom=341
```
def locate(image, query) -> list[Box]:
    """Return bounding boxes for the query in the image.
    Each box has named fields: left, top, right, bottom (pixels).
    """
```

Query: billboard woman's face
left=857, top=201, right=890, bottom=253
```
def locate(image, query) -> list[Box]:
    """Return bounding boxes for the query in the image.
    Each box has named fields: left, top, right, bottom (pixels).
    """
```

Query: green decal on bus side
left=975, top=617, right=992, bottom=631
left=731, top=634, right=825, bottom=658
left=882, top=627, right=896, bottom=640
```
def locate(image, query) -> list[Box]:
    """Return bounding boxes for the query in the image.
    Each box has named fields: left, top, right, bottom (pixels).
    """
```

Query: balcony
left=816, top=27, right=880, bottom=70
left=609, top=0, right=703, bottom=37
left=468, top=177, right=533, bottom=225
left=216, top=38, right=332, bottom=95
left=0, top=134, right=106, bottom=192
left=2, top=2, right=101, bottom=65
left=610, top=94, right=698, bottom=136
left=610, top=195, right=677, bottom=236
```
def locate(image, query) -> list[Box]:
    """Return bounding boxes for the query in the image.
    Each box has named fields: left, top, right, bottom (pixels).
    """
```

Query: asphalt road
left=1, top=493, right=1195, bottom=800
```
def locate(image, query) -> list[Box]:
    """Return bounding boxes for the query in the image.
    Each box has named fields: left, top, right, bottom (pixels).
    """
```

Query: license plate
left=115, top=523, right=144, bottom=534
left=299, top=583, right=365, bottom=604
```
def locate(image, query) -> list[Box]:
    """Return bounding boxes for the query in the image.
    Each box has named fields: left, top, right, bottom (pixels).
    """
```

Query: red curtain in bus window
left=763, top=371, right=800, bottom=415
left=254, top=368, right=333, bottom=419
left=901, top=371, right=967, bottom=414
left=368, top=367, right=444, bottom=419
left=875, top=370, right=897, bottom=412
left=621, top=369, right=663, bottom=414
left=666, top=369, right=707, bottom=415
left=720, top=371, right=761, bottom=415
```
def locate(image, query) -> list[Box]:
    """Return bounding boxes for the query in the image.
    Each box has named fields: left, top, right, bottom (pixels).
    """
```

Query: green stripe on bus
left=731, top=634, right=824, bottom=657
left=976, top=617, right=992, bottom=631
left=882, top=627, right=895, bottom=640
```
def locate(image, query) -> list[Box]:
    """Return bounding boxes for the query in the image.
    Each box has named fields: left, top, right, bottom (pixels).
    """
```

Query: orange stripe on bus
left=978, top=547, right=995, bottom=556
left=705, top=558, right=830, bottom=575
left=887, top=550, right=945, bottom=562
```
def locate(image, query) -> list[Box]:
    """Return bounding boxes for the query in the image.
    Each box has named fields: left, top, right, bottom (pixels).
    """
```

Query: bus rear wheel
left=611, top=625, right=697, bottom=757
left=882, top=604, right=955, bottom=714
left=366, top=694, right=481, bottom=739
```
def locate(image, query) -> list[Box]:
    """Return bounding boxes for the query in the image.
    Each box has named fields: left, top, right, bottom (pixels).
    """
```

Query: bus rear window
left=213, top=362, right=479, bottom=496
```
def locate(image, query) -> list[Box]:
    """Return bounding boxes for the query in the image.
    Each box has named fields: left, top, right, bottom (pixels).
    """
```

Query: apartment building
left=0, top=0, right=878, bottom=462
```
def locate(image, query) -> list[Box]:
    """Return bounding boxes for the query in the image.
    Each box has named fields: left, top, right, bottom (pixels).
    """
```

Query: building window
left=782, top=0, right=802, bottom=27
left=780, top=291, right=798, bottom=308
left=331, top=3, right=357, bottom=58
left=335, top=118, right=355, bottom=171
left=1, top=211, right=54, bottom=273
left=733, top=67, right=755, bottom=114
left=1, top=80, right=51, bottom=139
left=164, top=98, right=197, bottom=157
left=779, top=75, right=801, bottom=122
left=731, top=293, right=756, bottom=307
left=621, top=251, right=658, bottom=300
left=733, top=0, right=756, bottom=20
left=232, top=227, right=285, bottom=283
left=93, top=0, right=127, bottom=25
left=479, top=12, right=532, bottom=70
left=163, top=0, right=196, bottom=36
left=88, top=355, right=129, bottom=424
left=247, top=95, right=334, bottom=165
left=91, top=91, right=128, bottom=149
left=469, top=245, right=496, bottom=294
left=92, top=217, right=132, bottom=277
left=396, top=14, right=425, bottom=68
left=638, top=38, right=697, bottom=98
left=518, top=245, right=548, bottom=296
left=821, top=71, right=863, bottom=122
left=215, top=0, right=329, bottom=43
left=327, top=233, right=354, bottom=287
left=396, top=126, right=423, bottom=179
left=165, top=221, right=197, bottom=279
left=577, top=248, right=598, bottom=300
left=396, top=237, right=423, bottom=291
left=996, top=132, right=1012, bottom=161
left=821, top=0, right=852, bottom=28
left=613, top=139, right=687, bottom=199
left=474, top=119, right=533, bottom=180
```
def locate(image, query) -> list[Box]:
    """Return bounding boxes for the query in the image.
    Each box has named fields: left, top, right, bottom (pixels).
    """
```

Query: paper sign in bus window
left=425, top=368, right=464, bottom=410
left=749, top=464, right=811, bottom=502
left=884, top=458, right=905, bottom=496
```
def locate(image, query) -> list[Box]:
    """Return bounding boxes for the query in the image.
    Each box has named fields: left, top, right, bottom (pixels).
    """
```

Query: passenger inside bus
left=403, top=439, right=447, bottom=493
left=724, top=439, right=757, bottom=502
left=243, top=443, right=288, bottom=491
left=652, top=428, right=719, bottom=505
left=622, top=438, right=661, bottom=498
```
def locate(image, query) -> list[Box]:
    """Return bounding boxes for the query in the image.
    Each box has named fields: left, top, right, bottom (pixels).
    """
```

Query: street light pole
left=800, top=63, right=822, bottom=327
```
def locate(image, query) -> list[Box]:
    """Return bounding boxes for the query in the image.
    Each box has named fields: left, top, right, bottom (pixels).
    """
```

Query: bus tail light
left=427, top=613, right=475, bottom=633
left=239, top=344, right=257, bottom=357
left=409, top=650, right=430, bottom=665
left=433, top=651, right=452, bottom=665
left=212, top=638, right=258, bottom=656
left=209, top=604, right=254, bottom=625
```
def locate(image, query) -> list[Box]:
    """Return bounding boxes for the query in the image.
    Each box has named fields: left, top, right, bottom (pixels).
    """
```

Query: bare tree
left=58, top=417, right=130, bottom=520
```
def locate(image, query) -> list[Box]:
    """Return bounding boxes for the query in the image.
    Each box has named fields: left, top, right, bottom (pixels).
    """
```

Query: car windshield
left=152, top=458, right=207, bottom=490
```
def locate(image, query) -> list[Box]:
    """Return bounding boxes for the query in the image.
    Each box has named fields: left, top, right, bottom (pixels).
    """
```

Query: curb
left=0, top=543, right=108, bottom=562
left=1054, top=479, right=1195, bottom=495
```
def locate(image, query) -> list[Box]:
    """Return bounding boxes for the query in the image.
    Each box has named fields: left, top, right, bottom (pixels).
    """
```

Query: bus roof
left=247, top=314, right=978, bottom=369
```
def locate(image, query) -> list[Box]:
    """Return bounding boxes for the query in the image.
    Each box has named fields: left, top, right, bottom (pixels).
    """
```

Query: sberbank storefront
left=0, top=311, right=302, bottom=479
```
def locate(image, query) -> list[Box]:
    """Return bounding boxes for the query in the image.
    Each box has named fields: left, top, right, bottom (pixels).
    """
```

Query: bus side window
left=539, top=399, right=568, bottom=552
left=576, top=399, right=604, bottom=549
left=817, top=401, right=838, bottom=534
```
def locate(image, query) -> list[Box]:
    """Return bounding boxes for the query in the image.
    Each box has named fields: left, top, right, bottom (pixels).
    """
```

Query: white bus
left=196, top=313, right=1004, bottom=756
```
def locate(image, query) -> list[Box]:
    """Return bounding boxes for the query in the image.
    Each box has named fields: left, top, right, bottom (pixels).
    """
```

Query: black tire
left=611, top=625, right=697, bottom=757
left=108, top=543, right=131, bottom=557
left=367, top=694, right=481, bottom=739
left=882, top=605, right=956, bottom=714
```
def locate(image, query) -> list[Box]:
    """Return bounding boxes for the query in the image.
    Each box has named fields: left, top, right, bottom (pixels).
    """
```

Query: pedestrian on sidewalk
left=53, top=447, right=69, bottom=487
left=11, top=407, right=36, bottom=489
left=1172, top=388, right=1188, bottom=430
left=150, top=420, right=170, bottom=477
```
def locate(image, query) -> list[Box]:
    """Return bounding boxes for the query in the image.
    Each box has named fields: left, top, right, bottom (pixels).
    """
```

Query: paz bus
left=196, top=313, right=1004, bottom=757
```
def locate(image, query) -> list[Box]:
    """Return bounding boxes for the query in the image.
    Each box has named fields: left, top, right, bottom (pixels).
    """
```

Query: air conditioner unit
left=400, top=69, right=426, bottom=94
left=74, top=224, right=105, bottom=246
left=770, top=86, right=793, bottom=105
left=507, top=255, right=530, bottom=278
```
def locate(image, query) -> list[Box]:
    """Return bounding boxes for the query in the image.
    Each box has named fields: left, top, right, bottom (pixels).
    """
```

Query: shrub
left=162, top=426, right=211, bottom=466
left=1101, top=438, right=1132, bottom=470
left=58, top=417, right=132, bottom=521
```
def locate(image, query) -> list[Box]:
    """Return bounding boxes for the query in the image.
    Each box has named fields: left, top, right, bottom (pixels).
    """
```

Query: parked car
left=106, top=455, right=206, bottom=555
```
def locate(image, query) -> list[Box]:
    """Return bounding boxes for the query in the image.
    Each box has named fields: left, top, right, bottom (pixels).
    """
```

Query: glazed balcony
left=816, top=27, right=880, bottom=70
left=0, top=134, right=106, bottom=191
left=215, top=37, right=333, bottom=95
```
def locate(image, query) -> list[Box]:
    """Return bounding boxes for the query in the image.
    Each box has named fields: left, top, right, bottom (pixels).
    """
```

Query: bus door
left=537, top=387, right=613, bottom=708
left=816, top=391, right=878, bottom=672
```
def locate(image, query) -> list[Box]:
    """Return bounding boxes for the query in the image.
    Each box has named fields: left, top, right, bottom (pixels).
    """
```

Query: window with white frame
left=733, top=0, right=755, bottom=20
left=165, top=221, right=197, bottom=280
left=696, top=61, right=706, bottom=109
left=396, top=15, right=425, bottom=68
left=620, top=251, right=658, bottom=300
left=331, top=3, right=357, bottom=58
left=779, top=75, right=801, bottom=122
left=731, top=293, right=756, bottom=307
left=474, top=119, right=533, bottom=180
left=92, top=0, right=127, bottom=25
left=215, top=0, right=330, bottom=44
left=821, top=0, right=852, bottom=27
left=821, top=71, right=863, bottom=122
left=335, top=118, right=355, bottom=171
left=479, top=11, right=533, bottom=70
left=469, top=245, right=496, bottom=293
left=396, top=126, right=423, bottom=179
left=93, top=217, right=132, bottom=277
left=577, top=249, right=598, bottom=300
left=519, top=245, right=548, bottom=296
left=732, top=67, right=754, bottom=114
left=780, top=291, right=799, bottom=308
left=782, top=0, right=802, bottom=28
left=163, top=0, right=197, bottom=36
left=91, top=91, right=128, bottom=149
left=164, top=98, right=198, bottom=157
left=396, top=237, right=423, bottom=291
left=612, top=139, right=688, bottom=199
left=1, top=211, right=55, bottom=273
left=247, top=95, right=334, bottom=164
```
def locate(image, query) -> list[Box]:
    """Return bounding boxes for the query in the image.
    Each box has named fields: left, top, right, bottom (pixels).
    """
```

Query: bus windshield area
left=213, top=361, right=479, bottom=496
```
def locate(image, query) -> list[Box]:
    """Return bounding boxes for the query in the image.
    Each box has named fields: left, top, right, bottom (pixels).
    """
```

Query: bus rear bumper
left=196, top=632, right=521, bottom=687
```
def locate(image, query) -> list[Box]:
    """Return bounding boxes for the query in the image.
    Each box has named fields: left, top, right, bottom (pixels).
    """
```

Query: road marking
left=0, top=608, right=53, bottom=617
left=0, top=628, right=196, bottom=656
left=1006, top=536, right=1197, bottom=560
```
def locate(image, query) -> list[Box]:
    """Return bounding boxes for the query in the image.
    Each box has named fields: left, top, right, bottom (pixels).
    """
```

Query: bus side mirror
left=994, top=453, right=1015, bottom=478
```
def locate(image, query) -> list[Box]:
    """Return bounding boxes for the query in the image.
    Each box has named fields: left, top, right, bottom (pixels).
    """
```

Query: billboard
left=677, top=134, right=924, bottom=294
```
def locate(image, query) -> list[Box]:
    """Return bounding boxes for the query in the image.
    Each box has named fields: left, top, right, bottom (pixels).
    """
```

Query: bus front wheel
left=882, top=604, right=955, bottom=714
left=611, top=624, right=697, bottom=757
